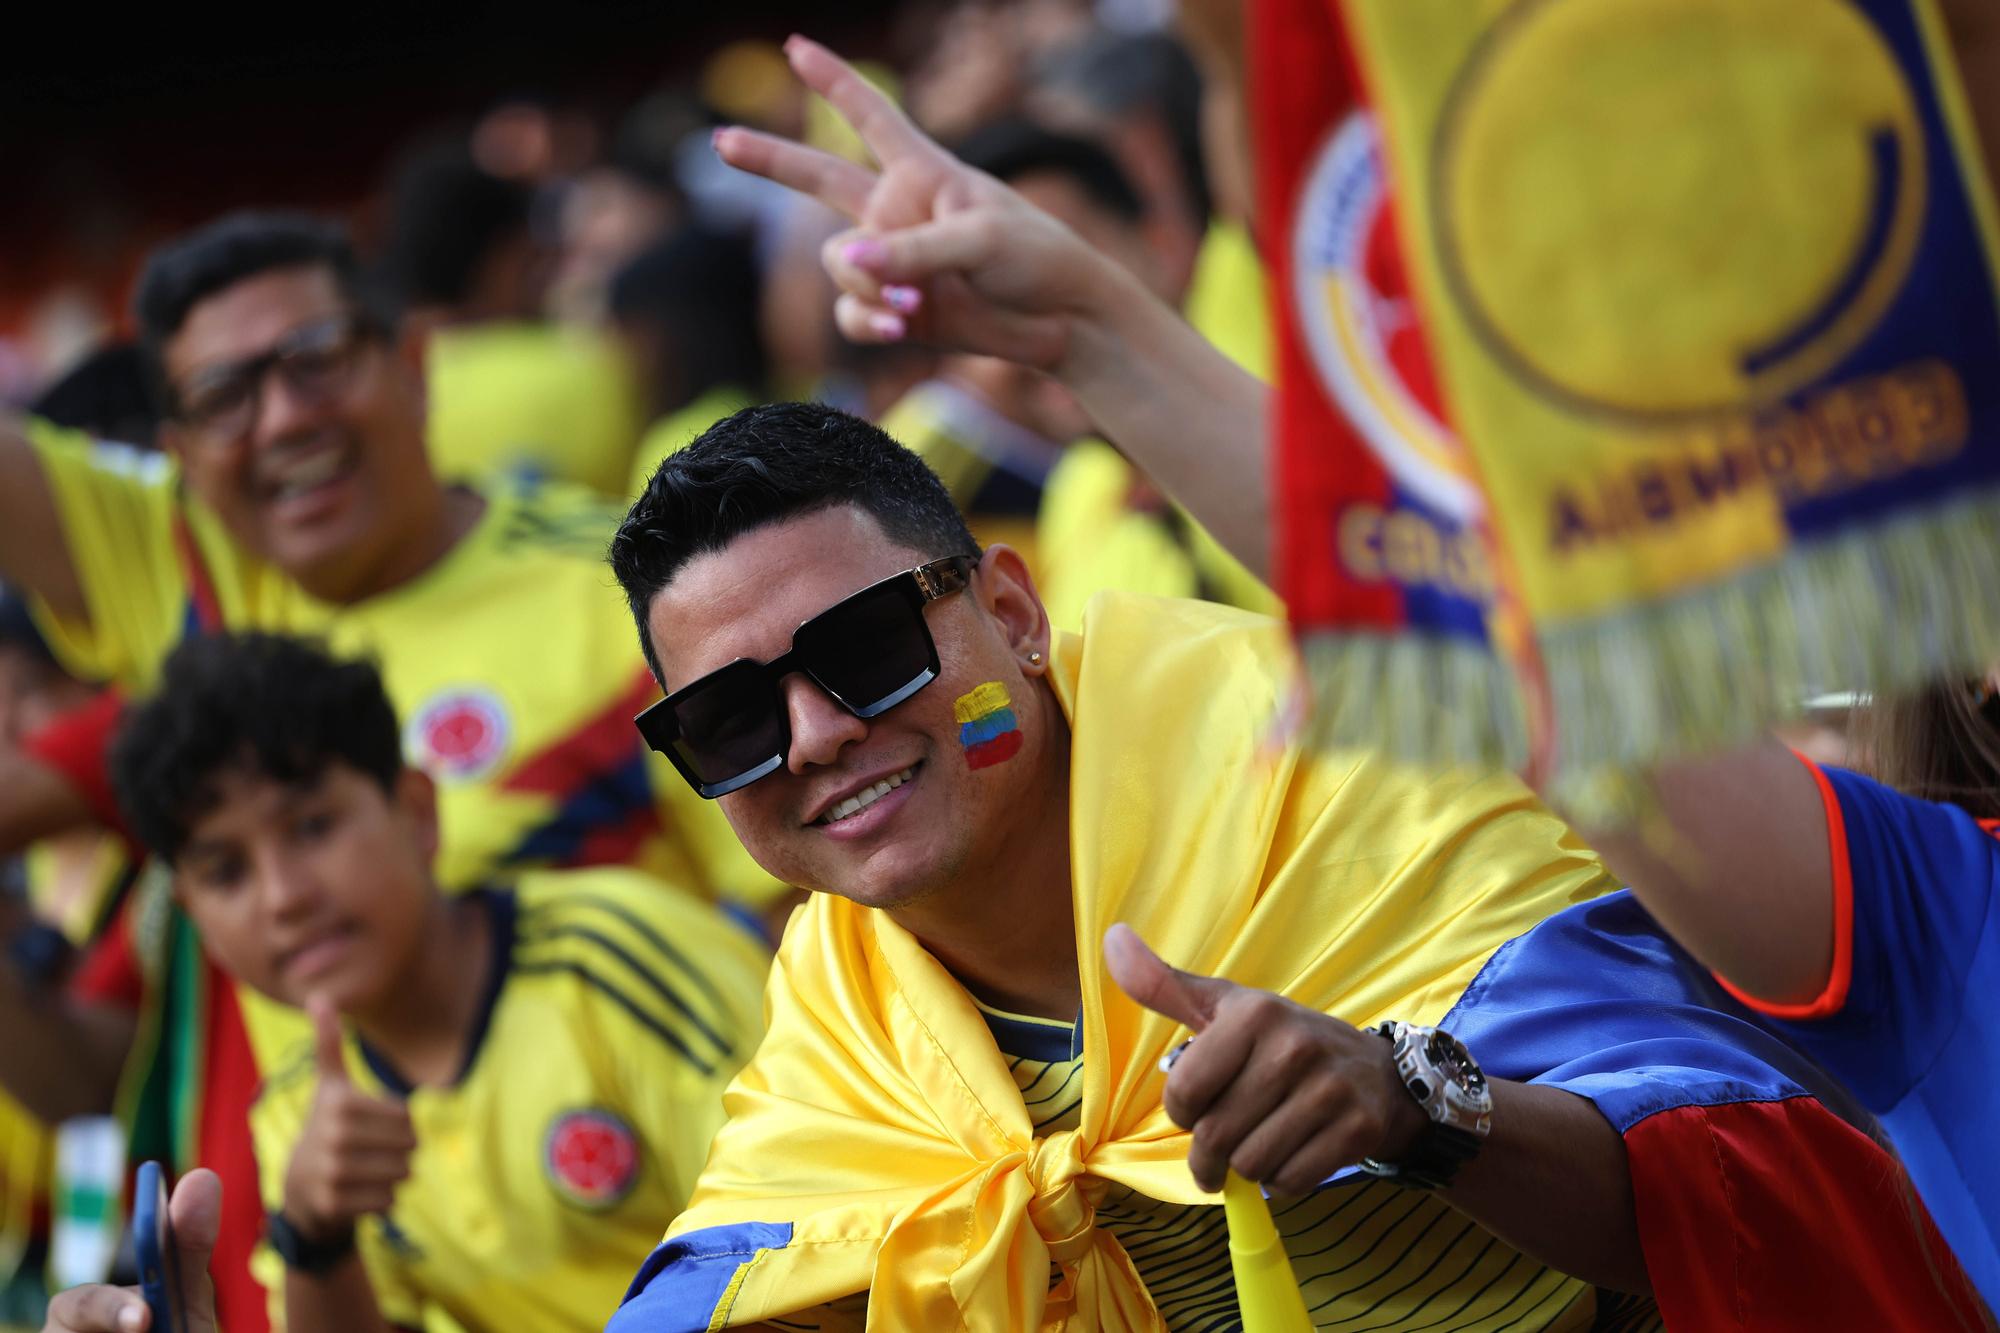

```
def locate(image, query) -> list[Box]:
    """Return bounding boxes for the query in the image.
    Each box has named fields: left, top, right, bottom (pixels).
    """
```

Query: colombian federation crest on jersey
left=403, top=687, right=512, bottom=781
left=1292, top=110, right=1481, bottom=524
left=544, top=1108, right=639, bottom=1209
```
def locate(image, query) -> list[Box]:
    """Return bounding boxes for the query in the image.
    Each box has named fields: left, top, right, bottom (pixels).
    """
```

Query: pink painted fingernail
left=841, top=238, right=888, bottom=271
left=869, top=311, right=908, bottom=340
left=882, top=284, right=922, bottom=314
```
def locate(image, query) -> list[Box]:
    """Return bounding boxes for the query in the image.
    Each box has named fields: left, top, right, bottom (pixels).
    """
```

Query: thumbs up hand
left=281, top=998, right=418, bottom=1244
left=1103, top=924, right=1428, bottom=1196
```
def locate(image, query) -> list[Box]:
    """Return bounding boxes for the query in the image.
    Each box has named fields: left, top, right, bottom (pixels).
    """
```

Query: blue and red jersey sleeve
left=1725, top=757, right=1998, bottom=1111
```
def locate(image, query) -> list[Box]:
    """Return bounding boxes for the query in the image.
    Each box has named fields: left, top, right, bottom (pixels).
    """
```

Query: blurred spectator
left=874, top=116, right=1274, bottom=624
left=902, top=0, right=1094, bottom=142
left=469, top=99, right=601, bottom=190
left=1030, top=25, right=1269, bottom=378
left=383, top=142, right=645, bottom=496
left=381, top=140, right=543, bottom=333
left=612, top=224, right=769, bottom=494
left=1030, top=30, right=1212, bottom=302
left=544, top=92, right=695, bottom=328
left=880, top=119, right=1159, bottom=568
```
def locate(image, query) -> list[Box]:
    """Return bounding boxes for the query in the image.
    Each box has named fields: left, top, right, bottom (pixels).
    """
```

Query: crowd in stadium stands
left=0, top=1, right=1996, bottom=1330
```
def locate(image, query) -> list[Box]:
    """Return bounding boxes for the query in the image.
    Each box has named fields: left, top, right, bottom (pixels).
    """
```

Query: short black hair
left=380, top=141, right=533, bottom=307
left=955, top=118, right=1146, bottom=226
left=132, top=212, right=389, bottom=414
left=110, top=633, right=403, bottom=865
left=609, top=223, right=767, bottom=413
left=1035, top=31, right=1212, bottom=226
left=610, top=402, right=980, bottom=684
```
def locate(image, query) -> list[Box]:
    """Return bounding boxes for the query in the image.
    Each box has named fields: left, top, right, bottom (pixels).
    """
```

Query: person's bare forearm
left=0, top=413, right=87, bottom=623
left=0, top=970, right=134, bottom=1122
left=1440, top=1079, right=1650, bottom=1295
left=285, top=1256, right=400, bottom=1333
left=1056, top=262, right=1272, bottom=580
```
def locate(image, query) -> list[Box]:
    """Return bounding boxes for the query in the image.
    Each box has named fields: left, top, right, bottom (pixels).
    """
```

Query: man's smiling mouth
left=814, top=764, right=918, bottom=827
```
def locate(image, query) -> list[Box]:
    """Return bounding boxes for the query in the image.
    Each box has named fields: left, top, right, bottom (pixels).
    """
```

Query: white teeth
left=820, top=766, right=916, bottom=826
left=272, top=451, right=344, bottom=498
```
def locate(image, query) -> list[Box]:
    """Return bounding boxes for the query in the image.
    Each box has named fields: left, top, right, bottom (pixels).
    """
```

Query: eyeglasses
left=635, top=555, right=976, bottom=798
left=171, top=313, right=376, bottom=443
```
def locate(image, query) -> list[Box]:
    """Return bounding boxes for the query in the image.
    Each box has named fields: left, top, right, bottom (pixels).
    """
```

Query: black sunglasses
left=636, top=555, right=976, bottom=798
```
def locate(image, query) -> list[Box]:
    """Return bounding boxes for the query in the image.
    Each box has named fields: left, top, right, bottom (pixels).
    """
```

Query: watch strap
left=266, top=1212, right=356, bottom=1273
left=1359, top=1122, right=1483, bottom=1190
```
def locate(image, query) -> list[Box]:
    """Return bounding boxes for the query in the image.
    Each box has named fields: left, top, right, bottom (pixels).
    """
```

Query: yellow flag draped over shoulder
left=616, top=594, right=1611, bottom=1331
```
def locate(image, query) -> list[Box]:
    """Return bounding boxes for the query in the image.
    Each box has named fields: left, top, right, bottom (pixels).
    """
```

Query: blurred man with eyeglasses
left=0, top=212, right=780, bottom=1333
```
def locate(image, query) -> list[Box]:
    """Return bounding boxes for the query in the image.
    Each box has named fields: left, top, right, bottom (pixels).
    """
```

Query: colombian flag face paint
left=953, top=682, right=1022, bottom=770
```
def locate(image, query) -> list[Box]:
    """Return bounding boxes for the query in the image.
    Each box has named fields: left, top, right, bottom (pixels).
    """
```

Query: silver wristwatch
left=1358, top=1021, right=1493, bottom=1189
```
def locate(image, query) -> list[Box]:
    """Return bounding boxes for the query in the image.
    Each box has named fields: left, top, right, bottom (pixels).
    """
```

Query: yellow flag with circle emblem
left=1263, top=0, right=2000, bottom=810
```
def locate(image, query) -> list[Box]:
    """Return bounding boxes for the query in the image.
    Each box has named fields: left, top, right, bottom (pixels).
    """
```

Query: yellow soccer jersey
left=425, top=322, right=644, bottom=498
left=251, top=867, right=769, bottom=1333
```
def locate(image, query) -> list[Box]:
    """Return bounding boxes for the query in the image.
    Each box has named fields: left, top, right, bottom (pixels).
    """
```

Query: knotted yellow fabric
left=669, top=593, right=1611, bottom=1329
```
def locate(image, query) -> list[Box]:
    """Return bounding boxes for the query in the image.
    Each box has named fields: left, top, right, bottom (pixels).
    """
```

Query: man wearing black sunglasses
left=602, top=401, right=1815, bottom=1331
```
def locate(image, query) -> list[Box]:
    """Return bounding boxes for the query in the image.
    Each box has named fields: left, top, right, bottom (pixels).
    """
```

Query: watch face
left=1425, top=1029, right=1488, bottom=1094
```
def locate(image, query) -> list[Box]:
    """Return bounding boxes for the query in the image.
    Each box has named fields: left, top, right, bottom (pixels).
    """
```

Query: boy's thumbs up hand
left=282, top=998, right=418, bottom=1244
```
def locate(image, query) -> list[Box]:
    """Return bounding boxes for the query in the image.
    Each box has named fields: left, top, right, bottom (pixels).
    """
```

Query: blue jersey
left=1735, top=761, right=1999, bottom=1309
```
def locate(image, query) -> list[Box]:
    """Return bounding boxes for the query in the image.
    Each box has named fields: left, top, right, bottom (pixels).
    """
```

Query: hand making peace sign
left=715, top=35, right=1275, bottom=580
left=715, top=36, right=1124, bottom=374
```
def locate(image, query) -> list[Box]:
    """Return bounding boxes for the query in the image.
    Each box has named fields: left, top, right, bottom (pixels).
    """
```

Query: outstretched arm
left=716, top=39, right=1271, bottom=579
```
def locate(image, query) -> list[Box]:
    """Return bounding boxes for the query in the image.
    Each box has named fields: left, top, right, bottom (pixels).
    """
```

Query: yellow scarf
left=671, top=593, right=1610, bottom=1329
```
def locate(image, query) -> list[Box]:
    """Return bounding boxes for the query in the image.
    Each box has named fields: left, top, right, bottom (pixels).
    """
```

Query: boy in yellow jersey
left=0, top=212, right=780, bottom=1333
left=100, top=633, right=767, bottom=1333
